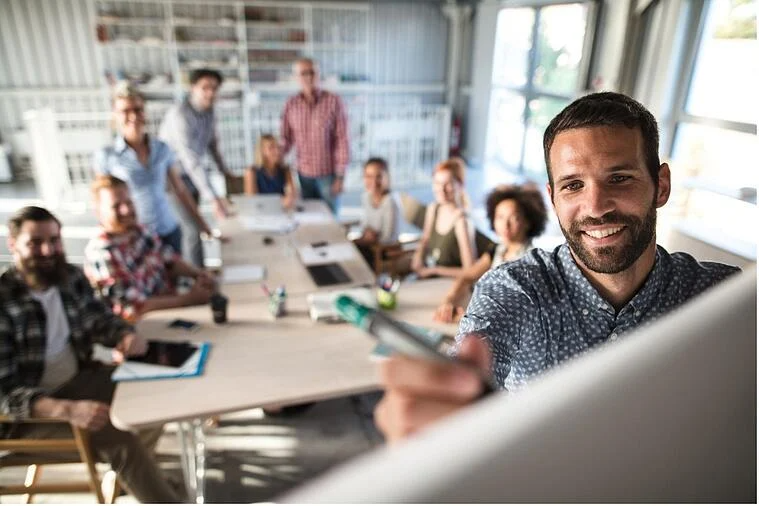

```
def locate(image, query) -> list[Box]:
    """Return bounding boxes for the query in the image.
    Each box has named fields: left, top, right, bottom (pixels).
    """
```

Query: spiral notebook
left=111, top=340, right=211, bottom=382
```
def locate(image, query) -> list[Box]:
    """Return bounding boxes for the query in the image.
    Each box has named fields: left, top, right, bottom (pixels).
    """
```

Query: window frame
left=486, top=0, right=600, bottom=179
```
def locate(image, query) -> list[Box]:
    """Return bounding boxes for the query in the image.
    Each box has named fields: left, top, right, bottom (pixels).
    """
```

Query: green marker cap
left=335, top=295, right=372, bottom=329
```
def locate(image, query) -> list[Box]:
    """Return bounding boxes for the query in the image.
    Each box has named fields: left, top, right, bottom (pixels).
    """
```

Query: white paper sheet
left=239, top=215, right=296, bottom=233
left=294, top=211, right=333, bottom=225
left=298, top=242, right=357, bottom=266
left=222, top=264, right=266, bottom=284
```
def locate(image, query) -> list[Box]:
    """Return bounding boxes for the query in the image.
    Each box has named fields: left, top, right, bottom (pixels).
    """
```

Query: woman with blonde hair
left=244, top=134, right=297, bottom=209
left=410, top=158, right=475, bottom=279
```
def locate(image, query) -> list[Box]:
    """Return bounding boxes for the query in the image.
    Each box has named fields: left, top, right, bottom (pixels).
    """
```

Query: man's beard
left=560, top=202, right=657, bottom=274
left=109, top=215, right=137, bottom=235
left=22, top=253, right=68, bottom=287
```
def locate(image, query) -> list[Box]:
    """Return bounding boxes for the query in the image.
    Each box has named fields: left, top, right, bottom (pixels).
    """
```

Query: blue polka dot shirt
left=457, top=244, right=740, bottom=391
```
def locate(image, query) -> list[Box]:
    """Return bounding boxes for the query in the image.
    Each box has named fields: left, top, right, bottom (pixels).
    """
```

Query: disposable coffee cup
left=211, top=294, right=228, bottom=324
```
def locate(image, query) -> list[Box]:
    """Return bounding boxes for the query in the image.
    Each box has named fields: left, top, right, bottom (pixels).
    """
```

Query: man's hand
left=182, top=279, right=214, bottom=306
left=212, top=197, right=231, bottom=219
left=415, top=266, right=437, bottom=279
left=67, top=400, right=111, bottom=432
left=196, top=270, right=217, bottom=291
left=113, top=333, right=148, bottom=363
left=433, top=301, right=465, bottom=323
left=330, top=177, right=344, bottom=196
left=282, top=193, right=296, bottom=211
left=374, top=334, right=492, bottom=443
left=362, top=228, right=379, bottom=244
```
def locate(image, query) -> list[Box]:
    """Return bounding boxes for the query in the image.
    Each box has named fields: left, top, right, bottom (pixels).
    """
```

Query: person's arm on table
left=433, top=252, right=492, bottom=323
left=243, top=166, right=258, bottom=195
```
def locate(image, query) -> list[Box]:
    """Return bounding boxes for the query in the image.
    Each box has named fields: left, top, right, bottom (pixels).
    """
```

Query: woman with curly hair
left=433, top=184, right=548, bottom=323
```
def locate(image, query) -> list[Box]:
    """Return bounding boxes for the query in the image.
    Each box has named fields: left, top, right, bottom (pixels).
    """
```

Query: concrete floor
left=0, top=394, right=383, bottom=503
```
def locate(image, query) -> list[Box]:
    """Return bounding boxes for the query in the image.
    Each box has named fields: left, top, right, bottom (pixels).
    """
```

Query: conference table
left=109, top=195, right=461, bottom=503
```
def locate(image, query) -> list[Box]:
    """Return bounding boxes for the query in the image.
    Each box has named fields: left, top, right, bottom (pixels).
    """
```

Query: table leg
left=193, top=419, right=207, bottom=504
left=177, top=420, right=206, bottom=503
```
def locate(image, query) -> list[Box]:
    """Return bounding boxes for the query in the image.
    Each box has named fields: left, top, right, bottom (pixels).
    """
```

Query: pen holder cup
left=376, top=288, right=397, bottom=310
left=268, top=294, right=287, bottom=318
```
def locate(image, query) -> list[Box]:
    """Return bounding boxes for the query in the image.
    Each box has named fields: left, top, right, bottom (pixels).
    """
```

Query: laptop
left=306, top=262, right=352, bottom=287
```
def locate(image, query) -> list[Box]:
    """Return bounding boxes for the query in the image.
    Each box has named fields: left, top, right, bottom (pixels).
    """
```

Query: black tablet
left=129, top=340, right=198, bottom=368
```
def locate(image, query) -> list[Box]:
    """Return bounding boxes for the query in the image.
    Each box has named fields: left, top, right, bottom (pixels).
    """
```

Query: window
left=484, top=2, right=596, bottom=181
left=667, top=0, right=757, bottom=250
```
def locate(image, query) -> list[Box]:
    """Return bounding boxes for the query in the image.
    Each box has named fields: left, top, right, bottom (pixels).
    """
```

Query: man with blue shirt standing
left=95, top=82, right=213, bottom=256
left=374, top=92, right=739, bottom=442
left=159, top=68, right=233, bottom=267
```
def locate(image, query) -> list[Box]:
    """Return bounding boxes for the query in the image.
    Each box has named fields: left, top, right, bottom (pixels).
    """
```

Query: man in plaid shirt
left=280, top=57, right=350, bottom=214
left=84, top=175, right=216, bottom=322
left=0, top=206, right=181, bottom=502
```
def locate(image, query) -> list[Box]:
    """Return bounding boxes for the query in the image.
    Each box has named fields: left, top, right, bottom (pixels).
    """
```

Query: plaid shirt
left=0, top=264, right=133, bottom=428
left=280, top=89, right=350, bottom=178
left=84, top=226, right=179, bottom=322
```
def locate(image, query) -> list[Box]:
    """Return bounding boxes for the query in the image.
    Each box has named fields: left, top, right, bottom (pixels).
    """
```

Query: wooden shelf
left=97, top=17, right=166, bottom=26
left=246, top=21, right=303, bottom=29
left=175, top=42, right=241, bottom=50
left=99, top=40, right=168, bottom=48
left=246, top=42, right=307, bottom=50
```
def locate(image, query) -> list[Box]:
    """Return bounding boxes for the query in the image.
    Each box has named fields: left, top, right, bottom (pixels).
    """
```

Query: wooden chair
left=0, top=415, right=119, bottom=504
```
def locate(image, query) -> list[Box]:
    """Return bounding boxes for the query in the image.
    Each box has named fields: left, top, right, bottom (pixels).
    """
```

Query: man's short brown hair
left=8, top=206, right=61, bottom=238
left=91, top=174, right=128, bottom=202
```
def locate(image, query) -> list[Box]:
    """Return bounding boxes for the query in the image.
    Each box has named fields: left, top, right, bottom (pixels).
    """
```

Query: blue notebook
left=111, top=341, right=211, bottom=382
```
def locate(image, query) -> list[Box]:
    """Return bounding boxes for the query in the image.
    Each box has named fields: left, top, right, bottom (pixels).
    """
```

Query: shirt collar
left=558, top=243, right=671, bottom=316
left=114, top=134, right=152, bottom=155
left=625, top=245, right=671, bottom=316
left=298, top=88, right=323, bottom=103
left=114, top=135, right=129, bottom=154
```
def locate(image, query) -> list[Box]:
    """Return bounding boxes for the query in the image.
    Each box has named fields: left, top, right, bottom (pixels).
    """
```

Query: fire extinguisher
left=449, top=115, right=462, bottom=157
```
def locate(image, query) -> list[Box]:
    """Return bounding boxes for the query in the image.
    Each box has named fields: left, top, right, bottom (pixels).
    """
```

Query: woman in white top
left=433, top=184, right=548, bottom=323
left=354, top=157, right=400, bottom=269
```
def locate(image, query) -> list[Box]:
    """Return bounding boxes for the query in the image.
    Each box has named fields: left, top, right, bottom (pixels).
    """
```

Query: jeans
left=174, top=173, right=205, bottom=268
left=159, top=226, right=183, bottom=256
left=298, top=173, right=340, bottom=215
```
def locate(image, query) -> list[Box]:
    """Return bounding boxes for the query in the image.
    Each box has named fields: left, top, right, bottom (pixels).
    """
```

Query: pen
left=335, top=295, right=496, bottom=397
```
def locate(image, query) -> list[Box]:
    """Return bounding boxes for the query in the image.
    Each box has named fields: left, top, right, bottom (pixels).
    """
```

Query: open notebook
left=111, top=340, right=211, bottom=382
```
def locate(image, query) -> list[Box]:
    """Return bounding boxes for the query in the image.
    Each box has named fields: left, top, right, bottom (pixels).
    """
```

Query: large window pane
left=491, top=8, right=535, bottom=88
left=685, top=0, right=758, bottom=124
left=533, top=4, right=589, bottom=95
left=523, top=96, right=569, bottom=181
left=485, top=89, right=526, bottom=169
left=671, top=122, right=758, bottom=189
